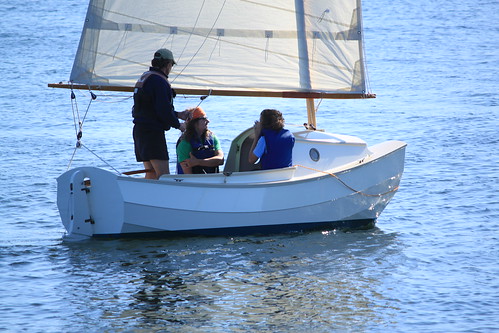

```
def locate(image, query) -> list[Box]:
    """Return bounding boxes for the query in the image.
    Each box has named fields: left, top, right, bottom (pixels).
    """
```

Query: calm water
left=1, top=1, right=498, bottom=332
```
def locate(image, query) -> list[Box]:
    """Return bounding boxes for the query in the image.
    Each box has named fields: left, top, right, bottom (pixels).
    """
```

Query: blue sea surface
left=0, top=1, right=498, bottom=332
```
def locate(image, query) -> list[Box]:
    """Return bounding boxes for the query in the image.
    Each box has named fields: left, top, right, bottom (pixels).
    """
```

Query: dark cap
left=154, top=48, right=176, bottom=64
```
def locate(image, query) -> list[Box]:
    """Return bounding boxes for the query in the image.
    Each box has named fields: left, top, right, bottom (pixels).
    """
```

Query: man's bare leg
left=149, top=159, right=170, bottom=179
left=143, top=161, right=156, bottom=179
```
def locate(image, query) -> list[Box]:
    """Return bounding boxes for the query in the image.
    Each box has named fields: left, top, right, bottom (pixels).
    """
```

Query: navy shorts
left=133, top=125, right=169, bottom=162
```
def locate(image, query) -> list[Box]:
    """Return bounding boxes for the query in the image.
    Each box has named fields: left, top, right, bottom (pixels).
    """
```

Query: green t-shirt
left=176, top=134, right=221, bottom=163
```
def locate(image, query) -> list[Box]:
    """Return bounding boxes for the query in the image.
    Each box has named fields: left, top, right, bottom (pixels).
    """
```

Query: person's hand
left=178, top=110, right=190, bottom=121
left=180, top=153, right=199, bottom=168
left=253, top=120, right=262, bottom=137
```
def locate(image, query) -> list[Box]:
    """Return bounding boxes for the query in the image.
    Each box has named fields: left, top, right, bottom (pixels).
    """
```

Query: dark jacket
left=132, top=67, right=179, bottom=131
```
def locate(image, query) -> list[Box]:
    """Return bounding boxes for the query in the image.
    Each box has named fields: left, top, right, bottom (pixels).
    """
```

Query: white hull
left=57, top=130, right=406, bottom=238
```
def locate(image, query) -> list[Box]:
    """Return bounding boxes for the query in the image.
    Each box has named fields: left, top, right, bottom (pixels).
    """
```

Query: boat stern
left=57, top=167, right=125, bottom=237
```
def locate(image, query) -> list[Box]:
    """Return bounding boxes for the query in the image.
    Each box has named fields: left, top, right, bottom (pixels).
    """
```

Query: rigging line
left=171, top=0, right=228, bottom=84
left=113, top=30, right=129, bottom=59
left=177, top=0, right=206, bottom=63
left=315, top=95, right=324, bottom=112
left=70, top=88, right=80, bottom=139
left=81, top=90, right=133, bottom=102
left=66, top=146, right=78, bottom=170
left=294, top=164, right=399, bottom=197
left=318, top=9, right=330, bottom=23
left=70, top=87, right=96, bottom=142
left=94, top=94, right=132, bottom=98
left=80, top=143, right=122, bottom=175
left=208, top=35, right=221, bottom=61
left=175, top=95, right=204, bottom=99
left=70, top=83, right=82, bottom=138
left=159, top=33, right=173, bottom=49
left=196, top=89, right=212, bottom=107
left=78, top=92, right=95, bottom=129
left=94, top=96, right=133, bottom=103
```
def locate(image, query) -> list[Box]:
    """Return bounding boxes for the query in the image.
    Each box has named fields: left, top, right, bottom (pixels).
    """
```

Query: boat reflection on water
left=56, top=229, right=403, bottom=330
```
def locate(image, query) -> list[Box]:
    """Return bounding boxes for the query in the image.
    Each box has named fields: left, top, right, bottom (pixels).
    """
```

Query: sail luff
left=70, top=0, right=105, bottom=85
left=356, top=0, right=369, bottom=94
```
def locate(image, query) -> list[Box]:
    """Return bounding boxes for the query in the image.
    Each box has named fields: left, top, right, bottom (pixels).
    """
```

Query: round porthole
left=309, top=148, right=320, bottom=162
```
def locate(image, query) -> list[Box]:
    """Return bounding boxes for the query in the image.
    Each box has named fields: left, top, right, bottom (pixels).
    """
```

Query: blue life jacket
left=177, top=134, right=219, bottom=174
left=260, top=128, right=295, bottom=170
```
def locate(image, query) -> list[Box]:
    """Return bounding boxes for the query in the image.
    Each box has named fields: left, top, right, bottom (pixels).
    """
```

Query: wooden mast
left=306, top=98, right=316, bottom=128
left=295, top=0, right=315, bottom=129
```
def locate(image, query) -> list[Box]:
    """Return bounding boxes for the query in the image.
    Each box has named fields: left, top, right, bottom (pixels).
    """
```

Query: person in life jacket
left=132, top=48, right=188, bottom=179
left=248, top=109, right=295, bottom=170
left=176, top=107, right=224, bottom=174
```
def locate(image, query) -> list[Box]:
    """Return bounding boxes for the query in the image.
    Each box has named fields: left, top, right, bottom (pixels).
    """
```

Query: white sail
left=70, top=0, right=368, bottom=96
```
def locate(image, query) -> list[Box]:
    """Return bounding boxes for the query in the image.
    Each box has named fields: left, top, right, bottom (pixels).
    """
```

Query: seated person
left=176, top=107, right=224, bottom=174
left=249, top=109, right=295, bottom=170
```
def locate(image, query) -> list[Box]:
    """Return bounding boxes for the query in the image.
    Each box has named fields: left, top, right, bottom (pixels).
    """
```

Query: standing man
left=132, top=49, right=187, bottom=179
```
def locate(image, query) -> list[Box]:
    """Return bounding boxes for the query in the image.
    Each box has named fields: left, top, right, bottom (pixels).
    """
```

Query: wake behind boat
left=50, top=0, right=406, bottom=238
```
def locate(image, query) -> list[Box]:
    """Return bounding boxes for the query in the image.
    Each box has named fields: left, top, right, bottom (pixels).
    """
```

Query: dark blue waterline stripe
left=92, top=219, right=376, bottom=239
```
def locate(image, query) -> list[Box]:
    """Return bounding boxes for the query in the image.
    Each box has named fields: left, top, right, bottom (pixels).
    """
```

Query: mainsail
left=60, top=0, right=371, bottom=99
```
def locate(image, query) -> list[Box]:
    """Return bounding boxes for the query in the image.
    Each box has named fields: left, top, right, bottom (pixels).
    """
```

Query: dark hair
left=151, top=57, right=172, bottom=69
left=183, top=118, right=211, bottom=142
left=260, top=109, right=285, bottom=131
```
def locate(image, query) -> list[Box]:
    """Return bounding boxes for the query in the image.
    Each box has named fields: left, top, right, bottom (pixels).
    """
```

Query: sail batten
left=64, top=0, right=370, bottom=97
left=90, top=24, right=362, bottom=41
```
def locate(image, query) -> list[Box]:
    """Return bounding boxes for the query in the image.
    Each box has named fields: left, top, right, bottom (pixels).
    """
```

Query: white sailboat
left=50, top=0, right=406, bottom=238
